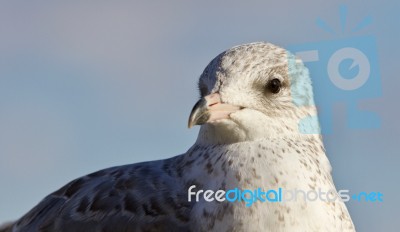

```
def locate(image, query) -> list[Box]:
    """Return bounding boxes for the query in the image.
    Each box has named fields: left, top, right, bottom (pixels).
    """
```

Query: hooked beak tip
left=188, top=98, right=209, bottom=129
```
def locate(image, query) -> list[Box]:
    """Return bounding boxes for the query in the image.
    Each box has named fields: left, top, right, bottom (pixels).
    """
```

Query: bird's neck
left=181, top=134, right=331, bottom=191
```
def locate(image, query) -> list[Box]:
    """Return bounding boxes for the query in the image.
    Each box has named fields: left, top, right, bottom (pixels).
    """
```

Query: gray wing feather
left=13, top=156, right=193, bottom=232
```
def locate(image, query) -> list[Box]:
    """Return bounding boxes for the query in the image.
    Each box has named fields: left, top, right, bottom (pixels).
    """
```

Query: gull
left=1, top=42, right=355, bottom=232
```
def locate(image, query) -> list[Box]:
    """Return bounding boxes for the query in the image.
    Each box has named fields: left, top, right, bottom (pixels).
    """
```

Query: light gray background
left=0, top=1, right=398, bottom=231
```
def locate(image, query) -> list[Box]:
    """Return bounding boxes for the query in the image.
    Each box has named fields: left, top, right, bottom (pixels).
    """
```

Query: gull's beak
left=188, top=93, right=242, bottom=128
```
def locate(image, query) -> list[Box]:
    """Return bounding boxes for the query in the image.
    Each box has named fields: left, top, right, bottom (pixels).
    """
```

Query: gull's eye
left=267, top=78, right=281, bottom=94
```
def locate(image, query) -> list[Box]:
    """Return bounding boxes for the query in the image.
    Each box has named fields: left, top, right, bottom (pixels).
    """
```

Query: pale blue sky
left=0, top=1, right=399, bottom=231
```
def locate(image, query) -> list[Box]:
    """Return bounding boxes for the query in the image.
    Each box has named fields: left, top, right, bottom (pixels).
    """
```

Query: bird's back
left=11, top=156, right=193, bottom=232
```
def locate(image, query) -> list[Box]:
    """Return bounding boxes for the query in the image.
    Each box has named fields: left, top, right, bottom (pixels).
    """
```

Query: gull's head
left=188, top=42, right=319, bottom=145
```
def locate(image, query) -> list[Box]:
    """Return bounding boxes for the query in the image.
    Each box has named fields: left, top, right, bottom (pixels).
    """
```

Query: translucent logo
left=288, top=5, right=381, bottom=134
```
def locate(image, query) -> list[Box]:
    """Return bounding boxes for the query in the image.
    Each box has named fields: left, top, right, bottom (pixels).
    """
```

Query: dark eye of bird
left=267, top=78, right=281, bottom=94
